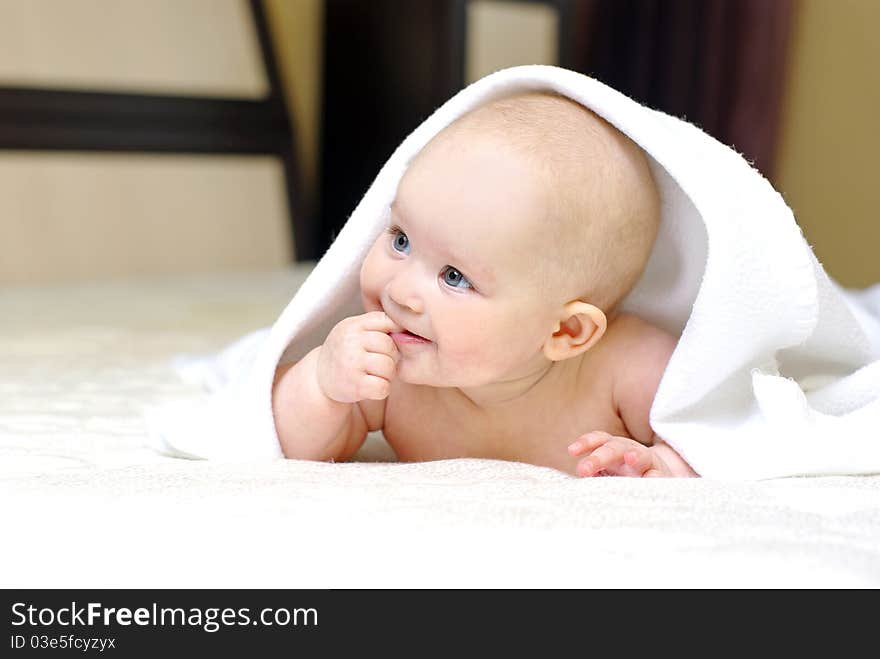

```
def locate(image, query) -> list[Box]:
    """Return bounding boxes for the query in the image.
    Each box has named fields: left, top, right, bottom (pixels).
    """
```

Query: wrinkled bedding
left=2, top=266, right=879, bottom=588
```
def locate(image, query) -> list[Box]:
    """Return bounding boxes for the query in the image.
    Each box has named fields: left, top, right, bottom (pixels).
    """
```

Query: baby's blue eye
left=387, top=226, right=472, bottom=290
left=391, top=229, right=410, bottom=254
left=441, top=266, right=472, bottom=290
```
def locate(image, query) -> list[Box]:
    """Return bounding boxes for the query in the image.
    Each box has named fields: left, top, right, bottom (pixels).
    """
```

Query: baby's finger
left=360, top=311, right=403, bottom=334
left=363, top=352, right=397, bottom=380
left=623, top=449, right=654, bottom=475
left=577, top=442, right=626, bottom=477
left=567, top=431, right=613, bottom=456
left=363, top=331, right=400, bottom=362
left=358, top=373, right=392, bottom=400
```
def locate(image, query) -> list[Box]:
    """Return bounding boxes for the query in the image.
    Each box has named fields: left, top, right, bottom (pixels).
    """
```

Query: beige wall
left=0, top=0, right=299, bottom=284
left=775, top=0, right=880, bottom=287
left=0, top=0, right=267, bottom=97
left=465, top=0, right=559, bottom=83
left=0, top=153, right=292, bottom=284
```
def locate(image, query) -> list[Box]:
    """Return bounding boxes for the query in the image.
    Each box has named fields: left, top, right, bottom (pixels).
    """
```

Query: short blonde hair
left=442, top=91, right=660, bottom=312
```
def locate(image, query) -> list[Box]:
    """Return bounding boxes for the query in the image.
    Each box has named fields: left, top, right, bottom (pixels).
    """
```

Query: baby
left=272, top=91, right=697, bottom=478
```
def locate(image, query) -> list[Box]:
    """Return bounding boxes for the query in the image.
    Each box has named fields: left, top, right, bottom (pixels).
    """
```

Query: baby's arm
left=272, top=312, right=400, bottom=461
left=570, top=317, right=697, bottom=477
left=272, top=349, right=357, bottom=461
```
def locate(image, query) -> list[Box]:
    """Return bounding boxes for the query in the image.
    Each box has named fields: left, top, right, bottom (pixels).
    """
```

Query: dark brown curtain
left=570, top=0, right=796, bottom=180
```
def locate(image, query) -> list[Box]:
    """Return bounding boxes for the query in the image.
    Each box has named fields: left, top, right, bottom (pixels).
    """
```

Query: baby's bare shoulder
left=600, top=312, right=678, bottom=399
left=575, top=313, right=677, bottom=400
left=601, top=313, right=678, bottom=442
left=603, top=312, right=677, bottom=359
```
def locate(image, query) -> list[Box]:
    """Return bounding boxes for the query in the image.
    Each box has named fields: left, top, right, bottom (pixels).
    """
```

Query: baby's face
left=360, top=130, right=559, bottom=387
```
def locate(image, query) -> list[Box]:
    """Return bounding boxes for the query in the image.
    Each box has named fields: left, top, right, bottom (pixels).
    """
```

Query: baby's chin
left=395, top=360, right=435, bottom=386
left=395, top=356, right=453, bottom=387
left=395, top=360, right=490, bottom=389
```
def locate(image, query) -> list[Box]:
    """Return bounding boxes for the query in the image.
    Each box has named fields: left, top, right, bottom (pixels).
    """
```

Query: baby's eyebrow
left=390, top=201, right=495, bottom=288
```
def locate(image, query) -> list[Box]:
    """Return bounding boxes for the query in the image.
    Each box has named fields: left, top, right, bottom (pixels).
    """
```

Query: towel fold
left=146, top=65, right=880, bottom=479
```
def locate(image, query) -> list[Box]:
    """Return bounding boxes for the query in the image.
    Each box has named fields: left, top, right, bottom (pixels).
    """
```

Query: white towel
left=146, top=65, right=880, bottom=479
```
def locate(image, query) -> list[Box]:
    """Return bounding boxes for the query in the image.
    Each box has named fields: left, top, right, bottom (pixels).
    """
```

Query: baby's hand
left=567, top=431, right=674, bottom=478
left=317, top=311, right=402, bottom=403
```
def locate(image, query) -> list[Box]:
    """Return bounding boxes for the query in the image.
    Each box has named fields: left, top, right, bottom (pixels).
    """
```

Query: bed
left=2, top=264, right=879, bottom=588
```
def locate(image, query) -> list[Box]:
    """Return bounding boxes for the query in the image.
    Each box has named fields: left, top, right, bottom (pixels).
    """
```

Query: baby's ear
left=542, top=302, right=607, bottom=362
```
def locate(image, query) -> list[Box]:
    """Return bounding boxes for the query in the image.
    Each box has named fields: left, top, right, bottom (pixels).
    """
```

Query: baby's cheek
left=359, top=248, right=385, bottom=311
left=439, top=331, right=497, bottom=377
left=361, top=295, right=382, bottom=314
left=360, top=287, right=382, bottom=313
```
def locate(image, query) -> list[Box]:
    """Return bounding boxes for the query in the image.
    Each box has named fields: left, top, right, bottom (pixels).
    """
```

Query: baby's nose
left=387, top=277, right=424, bottom=314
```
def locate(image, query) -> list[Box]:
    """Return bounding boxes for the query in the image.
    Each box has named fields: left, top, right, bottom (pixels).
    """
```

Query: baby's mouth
left=390, top=328, right=432, bottom=345
left=381, top=303, right=431, bottom=342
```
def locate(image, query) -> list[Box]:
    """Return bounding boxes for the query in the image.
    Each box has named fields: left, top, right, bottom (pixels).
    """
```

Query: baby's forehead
left=442, top=92, right=617, bottom=157
left=426, top=94, right=637, bottom=208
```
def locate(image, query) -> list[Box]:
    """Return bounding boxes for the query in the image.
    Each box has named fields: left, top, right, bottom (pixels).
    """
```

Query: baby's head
left=360, top=91, right=660, bottom=388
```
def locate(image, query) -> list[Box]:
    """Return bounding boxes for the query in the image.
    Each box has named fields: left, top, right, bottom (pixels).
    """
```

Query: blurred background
left=0, top=0, right=876, bottom=287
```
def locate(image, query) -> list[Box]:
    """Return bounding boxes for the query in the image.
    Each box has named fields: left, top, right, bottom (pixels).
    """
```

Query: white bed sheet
left=2, top=266, right=879, bottom=588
